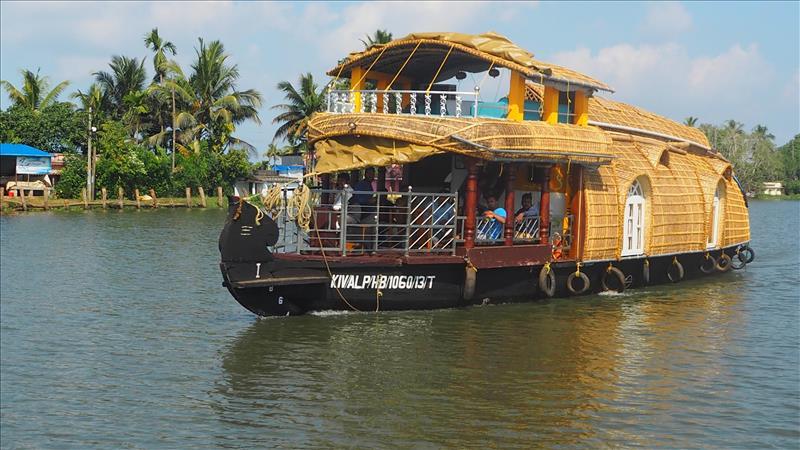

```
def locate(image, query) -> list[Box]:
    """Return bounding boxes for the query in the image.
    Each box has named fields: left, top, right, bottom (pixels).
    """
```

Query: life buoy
left=566, top=270, right=590, bottom=295
left=642, top=259, right=650, bottom=285
left=552, top=233, right=564, bottom=260
left=539, top=264, right=556, bottom=297
left=601, top=266, right=625, bottom=292
left=667, top=258, right=684, bottom=282
left=700, top=253, right=716, bottom=274
left=716, top=253, right=732, bottom=272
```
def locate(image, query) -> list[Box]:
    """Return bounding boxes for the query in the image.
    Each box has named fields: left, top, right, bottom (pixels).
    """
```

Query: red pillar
left=503, top=164, right=516, bottom=246
left=464, top=158, right=479, bottom=250
left=539, top=166, right=551, bottom=244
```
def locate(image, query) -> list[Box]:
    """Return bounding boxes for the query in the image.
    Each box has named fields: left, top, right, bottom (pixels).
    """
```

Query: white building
left=762, top=182, right=784, bottom=196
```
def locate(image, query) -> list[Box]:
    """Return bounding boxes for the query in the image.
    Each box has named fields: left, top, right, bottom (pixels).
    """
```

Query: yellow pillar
left=350, top=66, right=365, bottom=112
left=542, top=85, right=560, bottom=124
left=507, top=71, right=525, bottom=122
left=573, top=90, right=589, bottom=126
left=376, top=77, right=388, bottom=112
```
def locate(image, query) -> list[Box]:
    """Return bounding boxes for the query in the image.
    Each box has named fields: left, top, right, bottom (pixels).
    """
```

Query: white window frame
left=621, top=180, right=646, bottom=257
left=707, top=182, right=723, bottom=249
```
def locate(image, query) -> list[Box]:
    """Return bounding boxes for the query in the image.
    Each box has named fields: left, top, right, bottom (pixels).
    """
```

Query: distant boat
left=219, top=32, right=753, bottom=316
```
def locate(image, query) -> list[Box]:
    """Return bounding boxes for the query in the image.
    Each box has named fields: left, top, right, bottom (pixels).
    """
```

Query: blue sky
left=1, top=1, right=798, bottom=154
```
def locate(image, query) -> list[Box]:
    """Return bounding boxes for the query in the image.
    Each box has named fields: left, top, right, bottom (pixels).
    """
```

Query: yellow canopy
left=314, top=136, right=443, bottom=174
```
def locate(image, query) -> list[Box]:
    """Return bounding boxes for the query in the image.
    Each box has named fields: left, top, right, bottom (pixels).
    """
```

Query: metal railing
left=455, top=214, right=572, bottom=247
left=271, top=188, right=459, bottom=256
left=326, top=89, right=480, bottom=118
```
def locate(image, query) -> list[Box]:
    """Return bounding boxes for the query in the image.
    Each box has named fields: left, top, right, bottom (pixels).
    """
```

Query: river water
left=1, top=201, right=798, bottom=448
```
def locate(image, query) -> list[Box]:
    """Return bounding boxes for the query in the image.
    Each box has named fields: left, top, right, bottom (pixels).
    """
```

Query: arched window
left=707, top=180, right=726, bottom=248
left=622, top=179, right=646, bottom=256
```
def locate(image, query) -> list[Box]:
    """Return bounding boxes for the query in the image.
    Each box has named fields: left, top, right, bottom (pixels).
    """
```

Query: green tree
left=94, top=55, right=147, bottom=120
left=271, top=73, right=324, bottom=153
left=143, top=28, right=177, bottom=84
left=683, top=116, right=698, bottom=127
left=360, top=29, right=393, bottom=48
left=1, top=68, right=70, bottom=111
left=151, top=40, right=262, bottom=155
left=0, top=103, right=86, bottom=152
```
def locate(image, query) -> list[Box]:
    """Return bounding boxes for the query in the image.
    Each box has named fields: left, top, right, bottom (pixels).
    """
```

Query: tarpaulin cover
left=314, top=136, right=443, bottom=174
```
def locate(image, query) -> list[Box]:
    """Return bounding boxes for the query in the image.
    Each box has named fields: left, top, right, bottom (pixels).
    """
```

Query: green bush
left=785, top=179, right=800, bottom=195
left=55, top=153, right=87, bottom=198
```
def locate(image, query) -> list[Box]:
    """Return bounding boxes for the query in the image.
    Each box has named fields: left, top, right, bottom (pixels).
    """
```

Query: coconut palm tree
left=147, top=40, right=263, bottom=155
left=361, top=29, right=393, bottom=48
left=143, top=28, right=177, bottom=84
left=271, top=73, right=325, bottom=153
left=752, top=124, right=775, bottom=141
left=683, top=116, right=698, bottom=127
left=1, top=68, right=70, bottom=111
left=94, top=55, right=147, bottom=119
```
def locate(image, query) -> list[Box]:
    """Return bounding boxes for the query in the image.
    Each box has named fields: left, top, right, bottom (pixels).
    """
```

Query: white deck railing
left=326, top=89, right=480, bottom=118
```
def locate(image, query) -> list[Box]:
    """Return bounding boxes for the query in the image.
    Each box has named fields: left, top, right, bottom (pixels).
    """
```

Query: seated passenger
left=515, top=193, right=540, bottom=222
left=478, top=195, right=506, bottom=240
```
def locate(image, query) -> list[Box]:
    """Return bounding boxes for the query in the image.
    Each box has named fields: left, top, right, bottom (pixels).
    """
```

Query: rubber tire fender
left=731, top=253, right=747, bottom=270
left=740, top=247, right=755, bottom=264
left=566, top=271, right=590, bottom=295
left=699, top=255, right=716, bottom=274
left=667, top=259, right=685, bottom=283
left=716, top=253, right=732, bottom=272
left=538, top=266, right=556, bottom=298
left=601, top=267, right=626, bottom=293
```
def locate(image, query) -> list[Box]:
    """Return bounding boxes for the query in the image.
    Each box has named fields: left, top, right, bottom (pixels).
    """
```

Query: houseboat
left=219, top=32, right=754, bottom=317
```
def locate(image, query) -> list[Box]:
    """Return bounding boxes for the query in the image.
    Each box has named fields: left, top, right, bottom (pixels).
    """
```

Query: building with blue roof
left=1, top=143, right=54, bottom=195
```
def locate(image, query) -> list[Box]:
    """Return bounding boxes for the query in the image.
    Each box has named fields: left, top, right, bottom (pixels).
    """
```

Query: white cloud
left=56, top=56, right=109, bottom=81
left=640, top=2, right=692, bottom=36
left=549, top=42, right=787, bottom=138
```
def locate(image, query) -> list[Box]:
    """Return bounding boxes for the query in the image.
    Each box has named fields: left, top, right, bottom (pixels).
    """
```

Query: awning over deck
left=309, top=113, right=615, bottom=173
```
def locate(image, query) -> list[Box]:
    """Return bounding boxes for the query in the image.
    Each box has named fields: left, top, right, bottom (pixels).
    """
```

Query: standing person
left=353, top=167, right=377, bottom=222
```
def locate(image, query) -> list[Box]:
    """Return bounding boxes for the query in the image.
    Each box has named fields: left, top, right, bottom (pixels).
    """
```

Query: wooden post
left=1, top=187, right=5, bottom=210
left=63, top=199, right=68, bottom=210
left=44, top=189, right=50, bottom=211
left=217, top=186, right=224, bottom=207
left=20, top=188, right=27, bottom=211
left=101, top=187, right=108, bottom=209
left=134, top=189, right=141, bottom=209
left=185, top=187, right=192, bottom=208
left=149, top=189, right=158, bottom=208
left=540, top=166, right=551, bottom=244
left=118, top=187, right=124, bottom=209
left=81, top=187, right=88, bottom=210
left=504, top=164, right=516, bottom=246
left=464, top=158, right=479, bottom=250
left=198, top=186, right=207, bottom=208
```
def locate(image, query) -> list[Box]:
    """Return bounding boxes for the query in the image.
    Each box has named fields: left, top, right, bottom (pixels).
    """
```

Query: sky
left=1, top=1, right=798, bottom=155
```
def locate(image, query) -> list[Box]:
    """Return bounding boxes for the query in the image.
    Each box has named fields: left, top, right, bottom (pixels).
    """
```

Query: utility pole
left=171, top=88, right=177, bottom=172
left=87, top=106, right=93, bottom=200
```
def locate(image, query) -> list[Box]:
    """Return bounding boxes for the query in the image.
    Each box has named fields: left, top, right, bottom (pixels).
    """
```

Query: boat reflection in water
left=214, top=276, right=747, bottom=448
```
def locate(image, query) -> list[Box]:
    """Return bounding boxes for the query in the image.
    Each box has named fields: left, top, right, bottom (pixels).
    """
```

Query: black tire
left=700, top=255, right=716, bottom=274
left=731, top=253, right=747, bottom=270
left=601, top=267, right=625, bottom=293
left=716, top=253, right=732, bottom=272
left=566, top=271, right=590, bottom=295
left=740, top=247, right=755, bottom=264
left=539, top=266, right=556, bottom=297
left=667, top=259, right=684, bottom=283
left=642, top=261, right=650, bottom=285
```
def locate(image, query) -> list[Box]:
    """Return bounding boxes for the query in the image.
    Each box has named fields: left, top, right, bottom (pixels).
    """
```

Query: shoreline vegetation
left=1, top=28, right=799, bottom=210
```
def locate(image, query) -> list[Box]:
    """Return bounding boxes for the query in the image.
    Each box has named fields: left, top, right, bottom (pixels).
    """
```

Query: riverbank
left=0, top=186, right=228, bottom=213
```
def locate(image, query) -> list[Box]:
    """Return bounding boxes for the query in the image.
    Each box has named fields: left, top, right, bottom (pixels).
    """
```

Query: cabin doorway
left=622, top=179, right=646, bottom=256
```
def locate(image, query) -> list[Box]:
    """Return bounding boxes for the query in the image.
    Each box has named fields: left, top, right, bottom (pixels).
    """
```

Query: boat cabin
left=261, top=32, right=749, bottom=269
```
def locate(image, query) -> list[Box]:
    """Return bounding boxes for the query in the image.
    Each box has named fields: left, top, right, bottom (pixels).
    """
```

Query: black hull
left=219, top=198, right=752, bottom=317
left=220, top=250, right=748, bottom=317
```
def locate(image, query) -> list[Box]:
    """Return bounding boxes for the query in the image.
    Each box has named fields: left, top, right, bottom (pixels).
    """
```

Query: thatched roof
left=524, top=82, right=710, bottom=148
left=328, top=32, right=612, bottom=92
left=581, top=133, right=749, bottom=262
